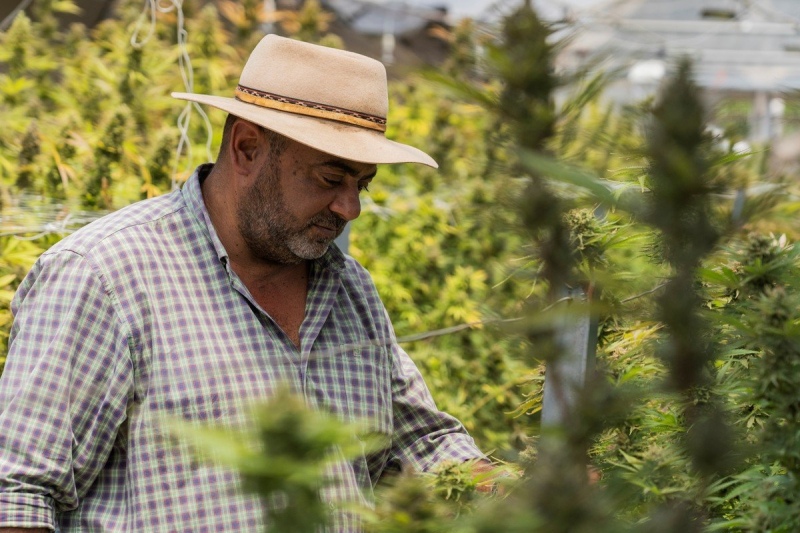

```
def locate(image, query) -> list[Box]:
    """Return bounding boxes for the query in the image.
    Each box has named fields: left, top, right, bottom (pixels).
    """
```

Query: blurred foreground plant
left=170, top=387, right=387, bottom=533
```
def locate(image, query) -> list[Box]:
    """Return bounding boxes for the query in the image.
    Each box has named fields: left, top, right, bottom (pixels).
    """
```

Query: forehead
left=278, top=136, right=377, bottom=177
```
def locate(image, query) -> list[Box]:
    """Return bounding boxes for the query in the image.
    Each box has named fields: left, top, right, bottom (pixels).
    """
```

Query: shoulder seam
left=43, top=202, right=187, bottom=259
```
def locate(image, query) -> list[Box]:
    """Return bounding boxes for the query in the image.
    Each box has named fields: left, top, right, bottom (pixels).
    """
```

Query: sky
left=445, top=0, right=605, bottom=20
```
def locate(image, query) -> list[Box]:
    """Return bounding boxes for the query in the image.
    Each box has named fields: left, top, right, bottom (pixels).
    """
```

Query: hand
left=471, top=460, right=514, bottom=496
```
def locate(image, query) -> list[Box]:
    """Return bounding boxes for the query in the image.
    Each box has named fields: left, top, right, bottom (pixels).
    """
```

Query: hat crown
left=239, top=35, right=388, bottom=120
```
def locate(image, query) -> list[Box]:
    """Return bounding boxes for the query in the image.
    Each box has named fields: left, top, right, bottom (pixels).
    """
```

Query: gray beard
left=237, top=164, right=345, bottom=265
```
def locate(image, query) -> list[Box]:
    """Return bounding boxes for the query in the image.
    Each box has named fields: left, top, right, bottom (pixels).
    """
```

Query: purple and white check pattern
left=0, top=165, right=483, bottom=532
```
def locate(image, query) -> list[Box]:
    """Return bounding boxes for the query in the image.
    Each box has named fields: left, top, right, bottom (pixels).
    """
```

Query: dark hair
left=218, top=114, right=288, bottom=162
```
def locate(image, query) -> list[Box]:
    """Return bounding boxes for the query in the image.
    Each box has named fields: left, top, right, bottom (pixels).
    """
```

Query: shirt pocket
left=350, top=345, right=393, bottom=438
left=306, top=343, right=393, bottom=436
left=312, top=344, right=393, bottom=488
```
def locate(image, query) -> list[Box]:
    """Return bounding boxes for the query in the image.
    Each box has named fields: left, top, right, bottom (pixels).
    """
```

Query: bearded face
left=236, top=160, right=347, bottom=265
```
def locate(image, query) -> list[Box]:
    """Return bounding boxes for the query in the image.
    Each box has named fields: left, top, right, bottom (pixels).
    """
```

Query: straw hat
left=172, top=34, right=437, bottom=168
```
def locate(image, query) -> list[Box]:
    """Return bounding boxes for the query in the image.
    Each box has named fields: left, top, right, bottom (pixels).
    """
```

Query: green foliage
left=364, top=460, right=501, bottom=533
left=422, top=6, right=800, bottom=532
left=4, top=0, right=800, bottom=531
left=698, top=233, right=800, bottom=531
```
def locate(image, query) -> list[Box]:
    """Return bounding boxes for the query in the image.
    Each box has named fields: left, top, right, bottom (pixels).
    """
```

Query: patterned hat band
left=234, top=85, right=387, bottom=133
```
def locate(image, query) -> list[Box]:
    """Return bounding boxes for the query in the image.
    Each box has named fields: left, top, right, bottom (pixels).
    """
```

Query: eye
left=358, top=177, right=373, bottom=193
left=319, top=172, right=344, bottom=188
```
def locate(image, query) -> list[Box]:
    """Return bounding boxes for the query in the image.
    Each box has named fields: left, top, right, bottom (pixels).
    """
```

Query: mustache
left=307, top=212, right=347, bottom=232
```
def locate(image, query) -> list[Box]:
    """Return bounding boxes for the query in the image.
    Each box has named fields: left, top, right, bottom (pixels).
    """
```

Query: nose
left=329, top=183, right=362, bottom=222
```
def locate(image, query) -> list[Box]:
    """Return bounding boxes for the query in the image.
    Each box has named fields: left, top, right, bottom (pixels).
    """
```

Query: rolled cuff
left=412, top=432, right=486, bottom=472
left=0, top=492, right=56, bottom=531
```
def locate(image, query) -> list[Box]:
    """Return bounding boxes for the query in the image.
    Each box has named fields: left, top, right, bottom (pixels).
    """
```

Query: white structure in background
left=262, top=0, right=277, bottom=33
left=323, top=0, right=448, bottom=65
left=556, top=0, right=800, bottom=144
left=627, top=58, right=666, bottom=100
left=381, top=15, right=396, bottom=64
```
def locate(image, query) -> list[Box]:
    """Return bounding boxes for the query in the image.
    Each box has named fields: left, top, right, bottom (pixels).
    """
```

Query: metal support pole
left=750, top=90, right=770, bottom=143
left=262, top=0, right=276, bottom=34
left=381, top=14, right=395, bottom=65
left=334, top=223, right=350, bottom=255
left=541, top=287, right=597, bottom=427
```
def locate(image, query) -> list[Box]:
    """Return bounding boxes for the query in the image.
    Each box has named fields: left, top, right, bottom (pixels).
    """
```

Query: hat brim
left=172, top=92, right=438, bottom=168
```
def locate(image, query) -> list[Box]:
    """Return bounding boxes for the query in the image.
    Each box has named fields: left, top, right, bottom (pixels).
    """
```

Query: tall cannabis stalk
left=496, top=6, right=571, bottom=296
left=464, top=6, right=619, bottom=532
left=644, top=58, right=732, bottom=527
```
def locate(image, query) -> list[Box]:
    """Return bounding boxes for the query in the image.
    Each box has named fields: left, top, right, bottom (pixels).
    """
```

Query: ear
left=227, top=119, right=267, bottom=176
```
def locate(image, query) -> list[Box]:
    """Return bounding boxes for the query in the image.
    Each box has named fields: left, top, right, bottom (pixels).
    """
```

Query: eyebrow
left=322, top=161, right=377, bottom=180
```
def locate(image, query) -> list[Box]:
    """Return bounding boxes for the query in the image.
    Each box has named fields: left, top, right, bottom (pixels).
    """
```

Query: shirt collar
left=181, top=164, right=346, bottom=274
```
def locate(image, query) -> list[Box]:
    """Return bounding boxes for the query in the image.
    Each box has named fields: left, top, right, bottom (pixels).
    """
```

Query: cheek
left=285, top=185, right=336, bottom=219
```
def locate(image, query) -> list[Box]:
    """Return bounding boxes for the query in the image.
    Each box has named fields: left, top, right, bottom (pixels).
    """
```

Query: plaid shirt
left=0, top=165, right=483, bottom=532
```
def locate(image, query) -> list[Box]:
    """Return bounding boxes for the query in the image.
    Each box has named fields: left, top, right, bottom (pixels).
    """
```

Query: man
left=0, top=35, right=486, bottom=531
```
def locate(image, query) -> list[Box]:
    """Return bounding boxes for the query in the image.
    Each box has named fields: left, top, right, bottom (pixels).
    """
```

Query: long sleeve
left=0, top=250, right=134, bottom=530
left=388, top=341, right=485, bottom=472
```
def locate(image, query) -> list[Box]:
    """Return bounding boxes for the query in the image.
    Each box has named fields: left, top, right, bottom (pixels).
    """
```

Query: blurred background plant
left=3, top=0, right=800, bottom=531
